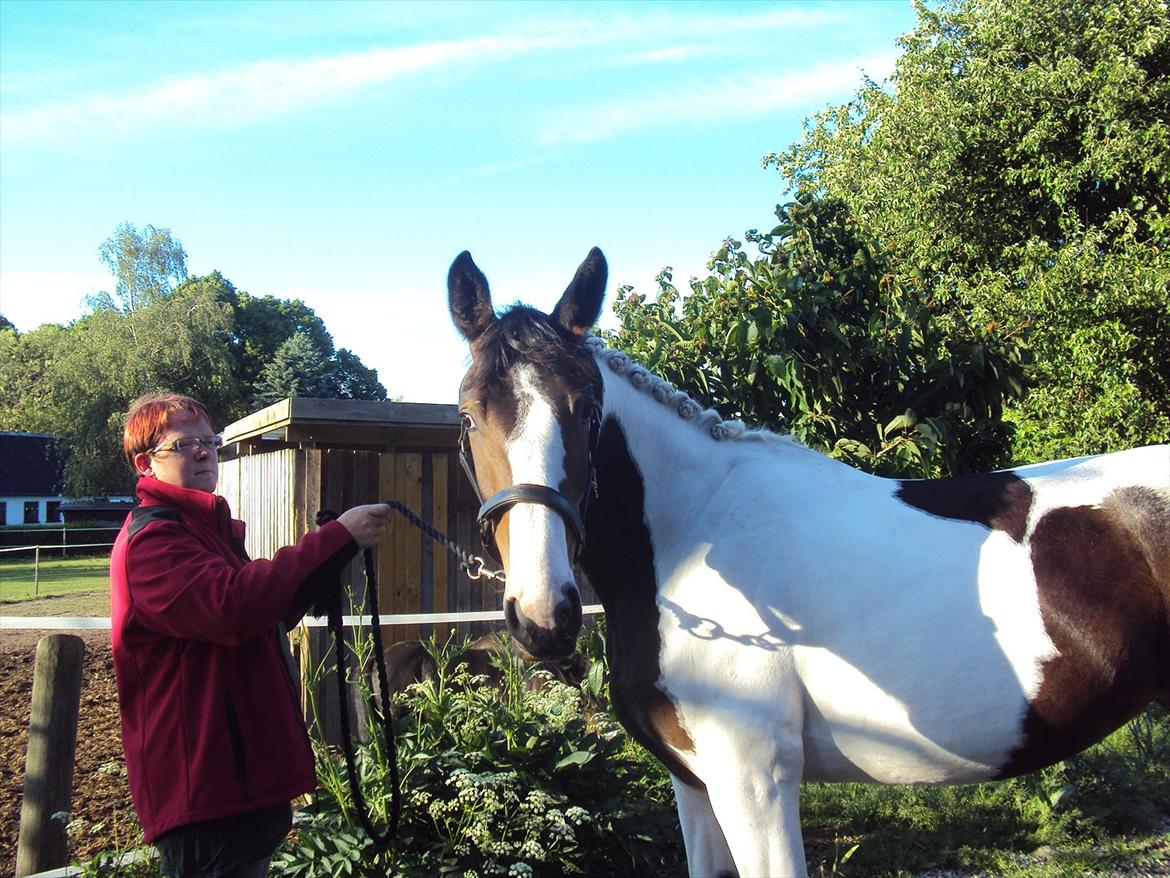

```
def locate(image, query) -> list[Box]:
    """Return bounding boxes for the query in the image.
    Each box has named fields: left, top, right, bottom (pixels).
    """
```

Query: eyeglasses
left=149, top=435, right=224, bottom=456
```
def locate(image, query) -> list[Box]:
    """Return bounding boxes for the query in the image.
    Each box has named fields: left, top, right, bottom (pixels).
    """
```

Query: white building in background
left=0, top=432, right=66, bottom=525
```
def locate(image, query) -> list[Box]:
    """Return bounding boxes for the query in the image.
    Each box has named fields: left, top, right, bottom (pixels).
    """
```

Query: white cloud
left=1, top=5, right=849, bottom=148
left=0, top=35, right=530, bottom=147
left=540, top=52, right=899, bottom=146
left=0, top=271, right=106, bottom=329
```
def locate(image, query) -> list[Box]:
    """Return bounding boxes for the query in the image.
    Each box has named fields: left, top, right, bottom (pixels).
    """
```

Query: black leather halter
left=459, top=405, right=601, bottom=565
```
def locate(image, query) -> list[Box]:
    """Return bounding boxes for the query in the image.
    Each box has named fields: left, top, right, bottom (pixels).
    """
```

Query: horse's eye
left=460, top=411, right=477, bottom=431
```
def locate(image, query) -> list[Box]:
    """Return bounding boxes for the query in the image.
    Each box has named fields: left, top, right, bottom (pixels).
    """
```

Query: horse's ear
left=448, top=251, right=497, bottom=342
left=552, top=247, right=606, bottom=337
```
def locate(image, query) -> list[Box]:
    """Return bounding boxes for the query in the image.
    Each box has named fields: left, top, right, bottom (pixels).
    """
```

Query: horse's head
left=448, top=248, right=607, bottom=659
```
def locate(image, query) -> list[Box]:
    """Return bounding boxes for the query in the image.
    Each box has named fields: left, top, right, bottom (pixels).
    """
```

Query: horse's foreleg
left=672, top=777, right=737, bottom=877
left=698, top=722, right=808, bottom=878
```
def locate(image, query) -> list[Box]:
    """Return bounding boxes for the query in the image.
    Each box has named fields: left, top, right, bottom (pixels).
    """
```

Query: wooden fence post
left=15, top=634, right=85, bottom=878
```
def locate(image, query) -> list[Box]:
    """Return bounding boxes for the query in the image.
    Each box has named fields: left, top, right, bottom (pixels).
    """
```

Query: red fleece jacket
left=110, top=476, right=356, bottom=842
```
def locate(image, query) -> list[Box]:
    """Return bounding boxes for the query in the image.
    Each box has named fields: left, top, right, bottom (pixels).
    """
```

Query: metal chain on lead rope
left=380, top=498, right=505, bottom=584
left=312, top=500, right=503, bottom=849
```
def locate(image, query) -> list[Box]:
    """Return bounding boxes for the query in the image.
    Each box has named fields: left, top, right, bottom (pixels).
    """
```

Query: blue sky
left=0, top=0, right=916, bottom=404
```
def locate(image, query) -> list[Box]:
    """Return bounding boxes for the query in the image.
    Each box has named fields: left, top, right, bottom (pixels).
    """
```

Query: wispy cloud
left=540, top=52, right=899, bottom=146
left=1, top=35, right=531, bottom=147
left=436, top=156, right=552, bottom=188
left=1, top=4, right=856, bottom=149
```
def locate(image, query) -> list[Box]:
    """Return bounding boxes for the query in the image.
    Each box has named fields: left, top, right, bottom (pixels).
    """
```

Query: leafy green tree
left=0, top=281, right=236, bottom=494
left=252, top=330, right=333, bottom=407
left=768, top=0, right=1170, bottom=461
left=0, top=315, right=15, bottom=333
left=2, top=228, right=388, bottom=492
left=98, top=221, right=189, bottom=311
left=609, top=196, right=1026, bottom=478
left=217, top=281, right=336, bottom=404
left=328, top=348, right=388, bottom=401
left=0, top=322, right=64, bottom=434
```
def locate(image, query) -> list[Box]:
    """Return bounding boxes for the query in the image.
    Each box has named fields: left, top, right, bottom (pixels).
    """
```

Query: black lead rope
left=313, top=501, right=503, bottom=849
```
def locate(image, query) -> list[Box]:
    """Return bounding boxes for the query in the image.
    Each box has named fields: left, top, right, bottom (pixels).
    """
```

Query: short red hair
left=123, top=393, right=215, bottom=471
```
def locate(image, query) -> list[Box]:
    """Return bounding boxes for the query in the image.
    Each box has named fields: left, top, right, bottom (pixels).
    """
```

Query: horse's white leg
left=697, top=721, right=808, bottom=878
left=672, top=777, right=737, bottom=877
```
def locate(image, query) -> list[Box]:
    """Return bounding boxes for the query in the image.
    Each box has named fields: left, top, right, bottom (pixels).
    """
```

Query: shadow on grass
left=802, top=705, right=1170, bottom=877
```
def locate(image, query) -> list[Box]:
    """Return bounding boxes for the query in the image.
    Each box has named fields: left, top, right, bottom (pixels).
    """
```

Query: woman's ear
left=133, top=452, right=154, bottom=477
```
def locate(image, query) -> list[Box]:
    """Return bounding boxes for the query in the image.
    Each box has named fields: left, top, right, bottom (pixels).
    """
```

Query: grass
left=801, top=706, right=1170, bottom=876
left=0, top=555, right=111, bottom=605
left=3, top=589, right=110, bottom=617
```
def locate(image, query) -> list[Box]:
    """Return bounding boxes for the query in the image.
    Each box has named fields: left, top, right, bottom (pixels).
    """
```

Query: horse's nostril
left=555, top=584, right=583, bottom=635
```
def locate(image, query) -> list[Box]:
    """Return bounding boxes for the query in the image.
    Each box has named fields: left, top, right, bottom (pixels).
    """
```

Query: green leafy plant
left=609, top=195, right=1027, bottom=478
left=66, top=761, right=156, bottom=877
left=274, top=624, right=686, bottom=877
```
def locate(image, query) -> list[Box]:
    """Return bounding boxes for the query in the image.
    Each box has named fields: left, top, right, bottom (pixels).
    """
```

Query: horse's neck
left=600, top=369, right=734, bottom=489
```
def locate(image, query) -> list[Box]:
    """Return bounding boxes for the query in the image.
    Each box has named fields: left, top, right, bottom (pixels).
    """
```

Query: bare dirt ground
left=1, top=629, right=134, bottom=874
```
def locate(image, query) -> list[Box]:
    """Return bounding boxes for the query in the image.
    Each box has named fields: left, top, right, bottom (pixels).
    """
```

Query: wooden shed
left=218, top=396, right=496, bottom=643
left=218, top=396, right=502, bottom=742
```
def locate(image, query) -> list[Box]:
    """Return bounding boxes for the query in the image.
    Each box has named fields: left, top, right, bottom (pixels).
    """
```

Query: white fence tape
left=0, top=605, right=605, bottom=631
left=0, top=542, right=116, bottom=553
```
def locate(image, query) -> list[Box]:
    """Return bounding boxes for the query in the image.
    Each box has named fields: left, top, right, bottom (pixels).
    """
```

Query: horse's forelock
left=466, top=305, right=599, bottom=401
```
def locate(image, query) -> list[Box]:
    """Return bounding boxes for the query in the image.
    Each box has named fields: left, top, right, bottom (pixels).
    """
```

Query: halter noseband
left=459, top=405, right=601, bottom=565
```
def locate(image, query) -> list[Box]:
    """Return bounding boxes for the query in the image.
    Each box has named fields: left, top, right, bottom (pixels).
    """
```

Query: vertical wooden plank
left=350, top=451, right=370, bottom=609
left=419, top=454, right=434, bottom=641
left=454, top=450, right=476, bottom=640
left=315, top=448, right=349, bottom=746
left=394, top=453, right=423, bottom=642
left=297, top=449, right=324, bottom=730
left=292, top=449, right=307, bottom=541
left=378, top=451, right=400, bottom=648
left=431, top=453, right=449, bottom=645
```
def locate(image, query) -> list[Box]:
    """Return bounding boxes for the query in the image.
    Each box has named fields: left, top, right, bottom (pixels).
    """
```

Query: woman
left=110, top=393, right=392, bottom=877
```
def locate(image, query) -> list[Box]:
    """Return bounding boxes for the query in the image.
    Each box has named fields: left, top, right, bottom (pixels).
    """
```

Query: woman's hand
left=337, top=504, right=394, bottom=549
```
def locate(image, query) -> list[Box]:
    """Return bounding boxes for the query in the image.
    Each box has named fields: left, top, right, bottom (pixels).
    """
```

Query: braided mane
left=584, top=336, right=793, bottom=445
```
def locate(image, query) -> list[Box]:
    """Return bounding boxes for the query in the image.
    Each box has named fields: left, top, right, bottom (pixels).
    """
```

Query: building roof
left=221, top=397, right=460, bottom=452
left=0, top=432, right=66, bottom=496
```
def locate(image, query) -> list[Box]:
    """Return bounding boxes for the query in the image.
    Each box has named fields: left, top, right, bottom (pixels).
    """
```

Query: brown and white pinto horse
left=448, top=247, right=1170, bottom=878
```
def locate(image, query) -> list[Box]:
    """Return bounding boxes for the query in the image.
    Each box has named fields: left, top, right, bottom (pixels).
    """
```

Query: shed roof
left=0, top=432, right=65, bottom=496
left=220, top=397, right=460, bottom=453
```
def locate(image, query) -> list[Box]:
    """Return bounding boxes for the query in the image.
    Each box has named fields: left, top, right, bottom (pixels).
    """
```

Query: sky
left=0, top=0, right=916, bottom=406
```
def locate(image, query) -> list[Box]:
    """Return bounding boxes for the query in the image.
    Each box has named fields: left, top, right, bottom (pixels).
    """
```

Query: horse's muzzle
left=505, top=585, right=582, bottom=659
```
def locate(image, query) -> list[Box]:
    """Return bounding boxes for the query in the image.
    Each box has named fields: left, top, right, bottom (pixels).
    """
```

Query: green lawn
left=0, top=555, right=111, bottom=608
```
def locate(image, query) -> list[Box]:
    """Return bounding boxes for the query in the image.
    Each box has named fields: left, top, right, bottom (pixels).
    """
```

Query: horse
left=447, top=246, right=1170, bottom=878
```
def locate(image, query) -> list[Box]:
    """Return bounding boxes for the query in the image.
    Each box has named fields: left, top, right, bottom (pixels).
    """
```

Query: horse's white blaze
left=504, top=365, right=578, bottom=623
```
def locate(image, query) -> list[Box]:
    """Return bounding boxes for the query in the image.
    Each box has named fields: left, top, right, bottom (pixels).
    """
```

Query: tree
left=217, top=284, right=336, bottom=404
left=0, top=315, right=14, bottom=333
left=768, top=0, right=1170, bottom=461
left=98, top=222, right=189, bottom=311
left=327, top=348, right=388, bottom=401
left=609, top=196, right=1026, bottom=478
left=3, top=226, right=390, bottom=493
left=0, top=280, right=236, bottom=494
left=252, top=331, right=333, bottom=407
